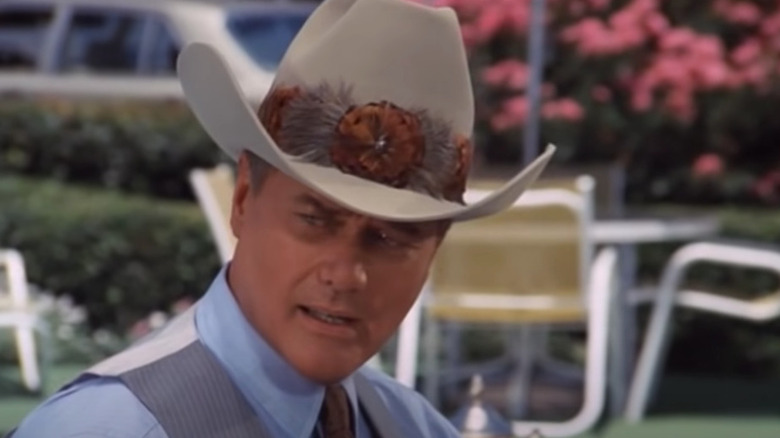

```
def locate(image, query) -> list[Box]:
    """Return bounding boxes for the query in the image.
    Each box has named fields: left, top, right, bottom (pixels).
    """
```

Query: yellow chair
left=430, top=177, right=593, bottom=325
left=421, top=175, right=619, bottom=436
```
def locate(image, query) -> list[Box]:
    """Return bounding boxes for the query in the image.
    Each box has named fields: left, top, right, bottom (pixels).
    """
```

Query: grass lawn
left=575, top=416, right=780, bottom=438
left=578, top=373, right=780, bottom=437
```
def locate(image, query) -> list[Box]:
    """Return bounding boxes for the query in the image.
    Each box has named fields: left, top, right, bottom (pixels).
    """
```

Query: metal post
left=523, top=0, right=547, bottom=165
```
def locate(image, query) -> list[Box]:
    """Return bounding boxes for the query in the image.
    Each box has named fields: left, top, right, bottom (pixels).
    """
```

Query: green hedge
left=0, top=175, right=221, bottom=333
left=0, top=99, right=228, bottom=200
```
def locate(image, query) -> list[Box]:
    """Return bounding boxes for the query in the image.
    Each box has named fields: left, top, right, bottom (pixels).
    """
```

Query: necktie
left=319, top=384, right=354, bottom=438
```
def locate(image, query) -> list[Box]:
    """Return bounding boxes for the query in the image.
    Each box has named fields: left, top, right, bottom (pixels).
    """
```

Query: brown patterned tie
left=319, top=384, right=354, bottom=438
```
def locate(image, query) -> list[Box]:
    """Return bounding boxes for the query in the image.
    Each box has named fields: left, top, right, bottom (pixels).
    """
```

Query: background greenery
left=5, top=0, right=780, bottom=384
left=2, top=89, right=780, bottom=378
left=0, top=99, right=227, bottom=200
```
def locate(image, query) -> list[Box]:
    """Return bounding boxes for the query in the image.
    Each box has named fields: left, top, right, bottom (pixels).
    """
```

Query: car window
left=226, top=12, right=308, bottom=70
left=59, top=9, right=145, bottom=73
left=0, top=6, right=55, bottom=71
left=145, top=17, right=179, bottom=75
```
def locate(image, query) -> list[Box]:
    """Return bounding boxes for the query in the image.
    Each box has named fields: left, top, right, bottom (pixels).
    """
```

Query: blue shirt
left=12, top=266, right=460, bottom=437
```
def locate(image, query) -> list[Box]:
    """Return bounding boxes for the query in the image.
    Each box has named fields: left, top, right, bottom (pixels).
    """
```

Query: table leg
left=608, top=244, right=639, bottom=416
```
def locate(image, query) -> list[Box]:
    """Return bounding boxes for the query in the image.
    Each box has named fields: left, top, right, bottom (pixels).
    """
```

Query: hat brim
left=177, top=43, right=556, bottom=223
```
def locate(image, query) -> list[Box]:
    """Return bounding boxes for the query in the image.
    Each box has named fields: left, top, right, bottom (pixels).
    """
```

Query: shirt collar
left=194, top=265, right=361, bottom=438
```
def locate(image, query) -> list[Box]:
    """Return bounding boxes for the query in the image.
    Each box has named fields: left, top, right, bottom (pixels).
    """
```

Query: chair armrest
left=655, top=239, right=780, bottom=320
left=626, top=239, right=780, bottom=422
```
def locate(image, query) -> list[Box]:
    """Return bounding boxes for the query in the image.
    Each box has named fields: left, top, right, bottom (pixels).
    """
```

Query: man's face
left=227, top=154, right=445, bottom=384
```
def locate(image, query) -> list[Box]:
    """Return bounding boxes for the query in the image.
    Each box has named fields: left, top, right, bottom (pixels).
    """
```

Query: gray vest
left=7, top=306, right=402, bottom=438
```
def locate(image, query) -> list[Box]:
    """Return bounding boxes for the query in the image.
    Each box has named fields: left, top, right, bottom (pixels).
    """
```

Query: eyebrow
left=293, top=194, right=349, bottom=218
left=385, top=221, right=424, bottom=238
left=293, top=193, right=426, bottom=237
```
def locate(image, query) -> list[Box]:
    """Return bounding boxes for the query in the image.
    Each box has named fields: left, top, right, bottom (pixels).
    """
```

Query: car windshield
left=226, top=11, right=308, bottom=70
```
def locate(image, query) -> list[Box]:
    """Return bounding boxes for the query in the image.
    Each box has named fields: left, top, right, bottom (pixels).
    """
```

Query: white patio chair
left=188, top=164, right=236, bottom=264
left=0, top=248, right=42, bottom=392
left=625, top=240, right=780, bottom=422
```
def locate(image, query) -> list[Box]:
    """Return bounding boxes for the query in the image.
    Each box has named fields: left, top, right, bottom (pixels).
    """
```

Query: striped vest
left=8, top=306, right=402, bottom=438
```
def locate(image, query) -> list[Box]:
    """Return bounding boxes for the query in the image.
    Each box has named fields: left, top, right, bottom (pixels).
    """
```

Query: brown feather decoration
left=442, top=134, right=473, bottom=203
left=255, top=83, right=470, bottom=204
left=257, top=86, right=303, bottom=146
left=330, top=101, right=425, bottom=187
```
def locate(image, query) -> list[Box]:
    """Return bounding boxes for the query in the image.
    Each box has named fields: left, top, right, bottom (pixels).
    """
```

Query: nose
left=317, top=252, right=368, bottom=294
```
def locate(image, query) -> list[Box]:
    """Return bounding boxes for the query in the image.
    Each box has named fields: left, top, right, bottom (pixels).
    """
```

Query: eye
left=365, top=228, right=407, bottom=249
left=297, top=213, right=327, bottom=227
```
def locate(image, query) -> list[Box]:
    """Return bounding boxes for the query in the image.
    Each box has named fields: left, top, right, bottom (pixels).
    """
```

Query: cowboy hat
left=176, top=0, right=556, bottom=223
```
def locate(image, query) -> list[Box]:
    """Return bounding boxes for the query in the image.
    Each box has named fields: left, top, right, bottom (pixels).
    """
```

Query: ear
left=230, top=152, right=252, bottom=239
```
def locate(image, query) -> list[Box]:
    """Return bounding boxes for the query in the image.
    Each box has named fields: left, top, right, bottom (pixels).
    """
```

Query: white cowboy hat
left=176, top=0, right=555, bottom=223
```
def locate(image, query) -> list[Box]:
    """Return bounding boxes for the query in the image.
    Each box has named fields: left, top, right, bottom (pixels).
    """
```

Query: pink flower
left=694, top=61, right=730, bottom=89
left=630, top=88, right=653, bottom=111
left=551, top=98, right=585, bottom=121
left=592, top=85, right=612, bottom=102
left=459, top=24, right=480, bottom=48
left=482, top=59, right=529, bottom=90
left=491, top=96, right=529, bottom=130
left=760, top=13, right=780, bottom=37
left=724, top=70, right=745, bottom=88
left=542, top=83, right=557, bottom=98
left=569, top=1, right=586, bottom=16
left=664, top=88, right=696, bottom=122
left=692, top=36, right=724, bottom=60
left=587, top=0, right=610, bottom=10
left=172, top=297, right=194, bottom=315
left=561, top=18, right=601, bottom=43
left=728, top=2, right=762, bottom=25
left=692, top=153, right=724, bottom=177
left=609, top=9, right=639, bottom=31
left=742, top=63, right=768, bottom=85
left=542, top=98, right=585, bottom=121
left=630, top=0, right=659, bottom=14
left=615, top=27, right=647, bottom=50
left=752, top=171, right=780, bottom=201
left=659, top=28, right=697, bottom=52
left=474, top=5, right=506, bottom=44
left=644, top=12, right=670, bottom=36
left=128, top=319, right=151, bottom=340
left=562, top=18, right=622, bottom=56
left=731, top=39, right=762, bottom=65
left=506, top=1, right=531, bottom=33
left=651, top=56, right=690, bottom=87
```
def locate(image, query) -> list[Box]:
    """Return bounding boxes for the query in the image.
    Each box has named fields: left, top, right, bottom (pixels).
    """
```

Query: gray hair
left=246, top=152, right=273, bottom=193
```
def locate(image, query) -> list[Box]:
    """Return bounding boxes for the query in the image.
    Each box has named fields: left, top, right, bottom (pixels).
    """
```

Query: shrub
left=0, top=175, right=221, bottom=333
left=0, top=98, right=229, bottom=200
left=420, top=0, right=780, bottom=206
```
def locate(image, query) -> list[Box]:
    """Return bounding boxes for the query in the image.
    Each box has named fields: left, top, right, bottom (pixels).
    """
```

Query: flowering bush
left=417, top=0, right=780, bottom=204
left=0, top=284, right=194, bottom=366
left=0, top=285, right=126, bottom=365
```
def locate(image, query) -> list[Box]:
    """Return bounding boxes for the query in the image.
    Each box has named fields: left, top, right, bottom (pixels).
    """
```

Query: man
left=8, top=0, right=554, bottom=436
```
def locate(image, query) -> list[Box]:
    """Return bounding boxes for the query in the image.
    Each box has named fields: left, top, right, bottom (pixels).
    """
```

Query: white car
left=0, top=0, right=317, bottom=103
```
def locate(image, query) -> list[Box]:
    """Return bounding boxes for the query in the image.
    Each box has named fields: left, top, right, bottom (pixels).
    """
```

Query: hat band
left=257, top=82, right=473, bottom=204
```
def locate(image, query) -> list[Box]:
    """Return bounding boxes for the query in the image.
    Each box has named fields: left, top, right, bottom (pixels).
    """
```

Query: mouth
left=299, top=305, right=357, bottom=326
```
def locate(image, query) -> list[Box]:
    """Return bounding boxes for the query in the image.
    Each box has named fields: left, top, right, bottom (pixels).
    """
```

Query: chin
left=288, top=348, right=367, bottom=384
